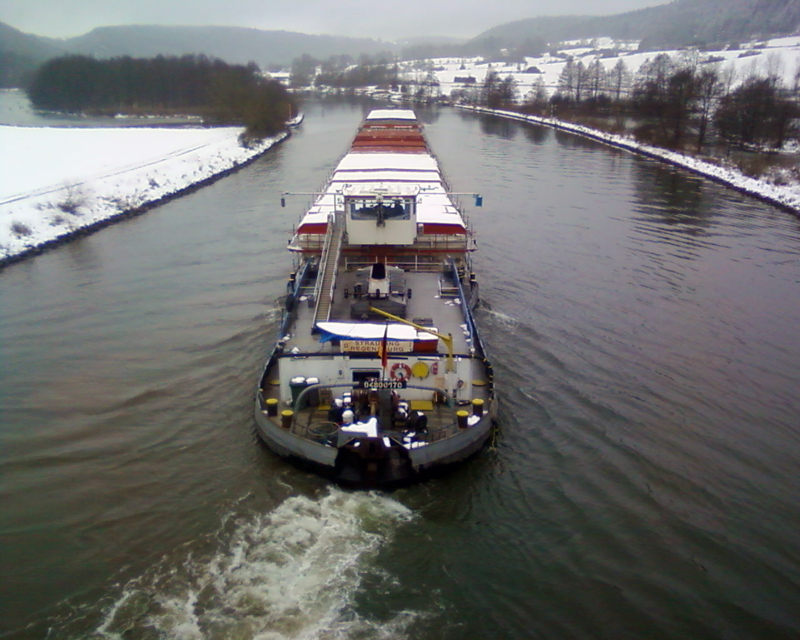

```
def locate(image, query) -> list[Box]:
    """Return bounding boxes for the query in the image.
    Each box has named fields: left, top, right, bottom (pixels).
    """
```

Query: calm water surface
left=1, top=101, right=800, bottom=639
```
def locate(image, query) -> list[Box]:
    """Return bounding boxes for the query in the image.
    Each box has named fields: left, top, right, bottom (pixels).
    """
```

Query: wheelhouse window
left=349, top=197, right=412, bottom=221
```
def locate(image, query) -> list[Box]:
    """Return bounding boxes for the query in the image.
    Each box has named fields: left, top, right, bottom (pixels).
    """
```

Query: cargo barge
left=254, top=109, right=496, bottom=486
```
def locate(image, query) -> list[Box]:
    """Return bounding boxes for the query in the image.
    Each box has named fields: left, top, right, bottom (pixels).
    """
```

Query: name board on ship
left=341, top=340, right=413, bottom=353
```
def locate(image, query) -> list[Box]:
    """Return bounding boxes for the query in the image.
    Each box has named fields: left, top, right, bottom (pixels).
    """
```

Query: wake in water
left=88, top=490, right=418, bottom=640
left=475, top=305, right=518, bottom=327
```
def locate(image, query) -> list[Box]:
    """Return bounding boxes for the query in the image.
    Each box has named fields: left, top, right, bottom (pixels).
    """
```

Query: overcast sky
left=2, top=0, right=669, bottom=40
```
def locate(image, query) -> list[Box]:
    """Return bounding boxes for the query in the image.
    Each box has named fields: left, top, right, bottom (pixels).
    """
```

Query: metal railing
left=344, top=256, right=445, bottom=273
left=259, top=382, right=466, bottom=446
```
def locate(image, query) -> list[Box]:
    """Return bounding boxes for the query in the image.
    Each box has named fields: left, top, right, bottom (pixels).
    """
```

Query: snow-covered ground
left=410, top=35, right=800, bottom=101
left=370, top=35, right=800, bottom=216
left=0, top=125, right=286, bottom=264
left=463, top=105, right=800, bottom=214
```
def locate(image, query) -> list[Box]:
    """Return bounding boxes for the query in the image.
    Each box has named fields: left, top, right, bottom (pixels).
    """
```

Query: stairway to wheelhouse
left=311, top=213, right=344, bottom=328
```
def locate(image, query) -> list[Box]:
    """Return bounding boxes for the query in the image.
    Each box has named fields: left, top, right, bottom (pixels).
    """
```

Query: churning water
left=89, top=490, right=417, bottom=640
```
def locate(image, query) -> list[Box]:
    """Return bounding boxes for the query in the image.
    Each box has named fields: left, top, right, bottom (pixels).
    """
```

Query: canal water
left=2, top=99, right=800, bottom=639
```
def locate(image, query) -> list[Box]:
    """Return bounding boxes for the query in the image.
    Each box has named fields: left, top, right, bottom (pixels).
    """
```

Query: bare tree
left=574, top=61, right=587, bottom=102
left=480, top=69, right=500, bottom=106
left=556, top=59, right=578, bottom=101
left=716, top=76, right=798, bottom=149
left=742, top=56, right=763, bottom=84
left=635, top=53, right=675, bottom=96
left=608, top=59, right=632, bottom=102
left=585, top=60, right=606, bottom=100
left=634, top=55, right=700, bottom=146
left=793, top=59, right=800, bottom=99
left=677, top=48, right=701, bottom=72
left=524, top=76, right=549, bottom=109
left=480, top=70, right=517, bottom=109
left=664, top=68, right=699, bottom=145
left=719, top=62, right=738, bottom=95
left=414, top=70, right=441, bottom=104
left=764, top=52, right=785, bottom=88
left=694, top=66, right=723, bottom=151
left=499, top=74, right=519, bottom=107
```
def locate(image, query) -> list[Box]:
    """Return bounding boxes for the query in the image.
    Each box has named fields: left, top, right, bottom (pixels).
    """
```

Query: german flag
left=378, top=322, right=389, bottom=372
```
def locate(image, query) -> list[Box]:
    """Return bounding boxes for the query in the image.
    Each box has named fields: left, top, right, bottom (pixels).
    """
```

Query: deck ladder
left=311, top=212, right=344, bottom=329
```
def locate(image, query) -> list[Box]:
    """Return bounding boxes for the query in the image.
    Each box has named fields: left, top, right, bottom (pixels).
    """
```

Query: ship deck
left=285, top=264, right=475, bottom=355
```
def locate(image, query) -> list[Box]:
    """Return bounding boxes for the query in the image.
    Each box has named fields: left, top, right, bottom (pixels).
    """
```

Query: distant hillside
left=471, top=0, right=800, bottom=51
left=62, top=25, right=389, bottom=66
left=397, top=36, right=466, bottom=47
left=470, top=15, right=600, bottom=49
left=0, top=22, right=65, bottom=87
left=0, top=22, right=393, bottom=87
left=3, top=0, right=799, bottom=90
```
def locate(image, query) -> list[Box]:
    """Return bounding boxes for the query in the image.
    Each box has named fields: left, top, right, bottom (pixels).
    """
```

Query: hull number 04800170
left=362, top=379, right=407, bottom=389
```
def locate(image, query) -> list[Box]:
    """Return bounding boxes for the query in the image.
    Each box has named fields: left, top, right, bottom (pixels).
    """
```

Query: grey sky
left=3, top=0, right=668, bottom=40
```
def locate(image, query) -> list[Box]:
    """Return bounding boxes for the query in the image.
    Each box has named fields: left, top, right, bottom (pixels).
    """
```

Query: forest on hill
left=0, top=21, right=62, bottom=87
left=26, top=55, right=297, bottom=140
left=470, top=0, right=800, bottom=55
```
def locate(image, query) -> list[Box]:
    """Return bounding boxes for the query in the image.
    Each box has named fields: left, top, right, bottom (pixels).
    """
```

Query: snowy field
left=418, top=35, right=800, bottom=101
left=0, top=125, right=286, bottom=263
left=396, top=34, right=800, bottom=216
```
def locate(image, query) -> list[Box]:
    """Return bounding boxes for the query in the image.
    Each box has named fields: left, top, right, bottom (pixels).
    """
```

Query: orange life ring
left=390, top=362, right=412, bottom=381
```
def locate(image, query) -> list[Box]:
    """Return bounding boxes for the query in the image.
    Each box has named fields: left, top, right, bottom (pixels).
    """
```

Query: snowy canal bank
left=0, top=125, right=287, bottom=267
left=463, top=105, right=800, bottom=216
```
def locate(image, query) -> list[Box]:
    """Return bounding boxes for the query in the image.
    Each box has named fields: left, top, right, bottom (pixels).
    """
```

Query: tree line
left=290, top=54, right=449, bottom=104
left=287, top=47, right=799, bottom=153
left=27, top=54, right=297, bottom=139
left=290, top=52, right=399, bottom=88
left=523, top=52, right=800, bottom=151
